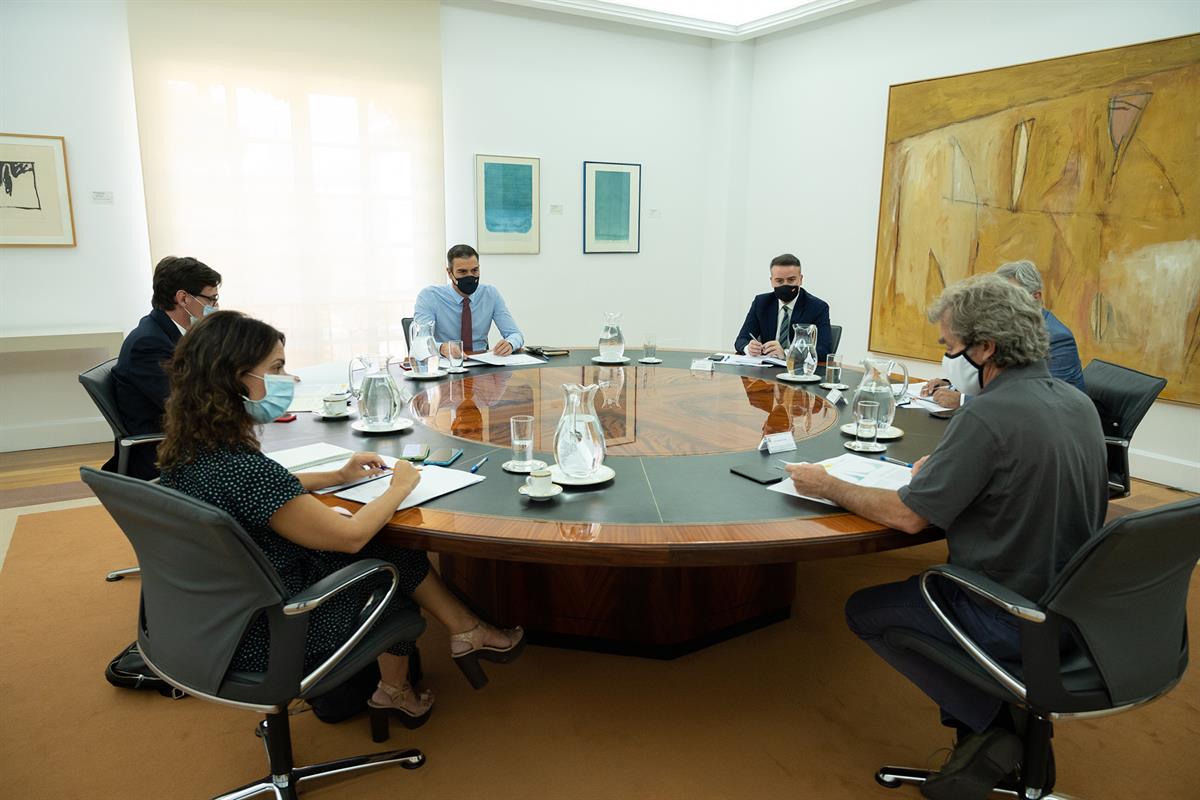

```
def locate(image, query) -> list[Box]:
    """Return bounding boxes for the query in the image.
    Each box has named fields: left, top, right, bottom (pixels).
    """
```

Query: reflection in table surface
left=407, top=366, right=840, bottom=456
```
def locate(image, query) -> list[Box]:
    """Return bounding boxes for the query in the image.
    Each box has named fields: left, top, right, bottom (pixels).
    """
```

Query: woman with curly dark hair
left=157, top=310, right=524, bottom=728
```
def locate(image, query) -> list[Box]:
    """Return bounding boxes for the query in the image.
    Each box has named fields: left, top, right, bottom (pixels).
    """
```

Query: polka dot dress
left=160, top=447, right=429, bottom=671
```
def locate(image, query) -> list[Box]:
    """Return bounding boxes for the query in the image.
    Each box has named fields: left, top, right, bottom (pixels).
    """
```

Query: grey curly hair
left=927, top=274, right=1048, bottom=368
left=995, top=259, right=1043, bottom=299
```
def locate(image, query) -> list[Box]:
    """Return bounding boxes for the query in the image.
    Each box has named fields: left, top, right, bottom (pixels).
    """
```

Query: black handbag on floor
left=105, top=641, right=186, bottom=699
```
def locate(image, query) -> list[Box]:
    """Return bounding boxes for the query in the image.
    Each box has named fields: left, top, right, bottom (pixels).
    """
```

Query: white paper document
left=335, top=465, right=484, bottom=510
left=266, top=442, right=354, bottom=472
left=468, top=352, right=546, bottom=367
left=767, top=453, right=912, bottom=507
left=715, top=353, right=787, bottom=367
left=895, top=381, right=945, bottom=412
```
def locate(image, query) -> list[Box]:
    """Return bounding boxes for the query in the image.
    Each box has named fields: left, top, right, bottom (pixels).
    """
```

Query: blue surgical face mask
left=186, top=295, right=218, bottom=326
left=243, top=373, right=295, bottom=423
left=942, top=346, right=985, bottom=397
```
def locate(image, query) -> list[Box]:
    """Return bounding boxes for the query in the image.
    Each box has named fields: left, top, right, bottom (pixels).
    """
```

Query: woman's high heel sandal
left=450, top=622, right=526, bottom=690
left=367, top=681, right=434, bottom=743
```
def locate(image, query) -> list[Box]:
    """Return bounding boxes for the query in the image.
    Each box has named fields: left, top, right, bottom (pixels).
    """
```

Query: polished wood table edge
left=316, top=494, right=945, bottom=566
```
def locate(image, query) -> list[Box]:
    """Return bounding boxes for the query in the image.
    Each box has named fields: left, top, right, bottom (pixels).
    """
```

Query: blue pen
left=879, top=455, right=913, bottom=468
left=468, top=456, right=488, bottom=473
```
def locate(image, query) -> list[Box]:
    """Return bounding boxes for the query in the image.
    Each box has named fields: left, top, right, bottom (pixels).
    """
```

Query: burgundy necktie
left=460, top=298, right=473, bottom=354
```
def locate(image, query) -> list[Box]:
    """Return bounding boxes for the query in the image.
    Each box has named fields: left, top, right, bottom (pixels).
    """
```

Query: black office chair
left=1082, top=359, right=1167, bottom=498
left=79, top=357, right=165, bottom=581
left=830, top=324, right=843, bottom=354
left=874, top=497, right=1200, bottom=799
left=81, top=467, right=428, bottom=799
left=402, top=316, right=414, bottom=353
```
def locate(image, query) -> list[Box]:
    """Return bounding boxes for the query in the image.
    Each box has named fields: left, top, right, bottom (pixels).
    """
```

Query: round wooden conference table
left=263, top=349, right=947, bottom=658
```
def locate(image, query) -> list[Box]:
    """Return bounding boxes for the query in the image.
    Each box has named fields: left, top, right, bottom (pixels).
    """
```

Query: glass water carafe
left=553, top=383, right=606, bottom=477
left=598, top=312, right=625, bottom=361
left=349, top=353, right=403, bottom=427
left=787, top=323, right=818, bottom=375
left=851, top=357, right=911, bottom=428
left=408, top=319, right=439, bottom=374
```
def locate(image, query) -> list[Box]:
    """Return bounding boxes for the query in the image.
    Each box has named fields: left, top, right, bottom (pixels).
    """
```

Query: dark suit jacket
left=109, top=309, right=181, bottom=479
left=734, top=289, right=833, bottom=362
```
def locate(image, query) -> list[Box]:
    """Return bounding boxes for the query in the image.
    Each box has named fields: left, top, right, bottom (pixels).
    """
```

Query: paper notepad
left=468, top=352, right=546, bottom=367
left=266, top=443, right=354, bottom=472
left=768, top=453, right=912, bottom=507
left=335, top=465, right=484, bottom=510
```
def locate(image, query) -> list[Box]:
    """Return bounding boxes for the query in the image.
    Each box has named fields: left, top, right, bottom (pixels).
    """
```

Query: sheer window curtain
left=127, top=0, right=445, bottom=368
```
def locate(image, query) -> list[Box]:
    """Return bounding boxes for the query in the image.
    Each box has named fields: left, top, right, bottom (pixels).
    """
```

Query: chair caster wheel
left=401, top=755, right=426, bottom=770
left=875, top=772, right=902, bottom=788
left=105, top=574, right=124, bottom=582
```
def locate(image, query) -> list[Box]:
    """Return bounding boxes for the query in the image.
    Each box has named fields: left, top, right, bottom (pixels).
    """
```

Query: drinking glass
left=642, top=333, right=657, bottom=361
left=822, top=353, right=848, bottom=390
left=447, top=339, right=465, bottom=373
left=853, top=400, right=881, bottom=450
left=510, top=415, right=536, bottom=469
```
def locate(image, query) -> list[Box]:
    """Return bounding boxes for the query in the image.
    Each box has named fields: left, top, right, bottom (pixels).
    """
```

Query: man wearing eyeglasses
left=109, top=256, right=222, bottom=479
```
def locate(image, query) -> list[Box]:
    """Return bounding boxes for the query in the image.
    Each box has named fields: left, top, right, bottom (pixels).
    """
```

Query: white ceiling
left=492, top=0, right=884, bottom=40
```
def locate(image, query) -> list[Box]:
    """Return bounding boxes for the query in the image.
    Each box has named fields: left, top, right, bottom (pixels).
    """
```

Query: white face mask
left=942, top=347, right=984, bottom=396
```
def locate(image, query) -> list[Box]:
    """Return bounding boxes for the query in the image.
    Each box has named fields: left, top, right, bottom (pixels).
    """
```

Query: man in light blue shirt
left=414, top=244, right=525, bottom=356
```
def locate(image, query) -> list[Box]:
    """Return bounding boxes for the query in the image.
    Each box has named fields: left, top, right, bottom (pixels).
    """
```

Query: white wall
left=740, top=0, right=1200, bottom=490
left=440, top=1, right=719, bottom=350
left=0, top=0, right=151, bottom=450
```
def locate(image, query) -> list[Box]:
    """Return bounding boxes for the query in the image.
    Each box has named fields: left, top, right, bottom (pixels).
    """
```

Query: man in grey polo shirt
left=787, top=274, right=1107, bottom=800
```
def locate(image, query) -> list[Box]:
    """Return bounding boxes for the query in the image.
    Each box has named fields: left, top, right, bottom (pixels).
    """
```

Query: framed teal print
left=475, top=154, right=539, bottom=254
left=583, top=161, right=640, bottom=253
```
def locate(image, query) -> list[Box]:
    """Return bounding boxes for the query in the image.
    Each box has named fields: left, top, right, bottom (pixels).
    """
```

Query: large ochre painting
left=870, top=34, right=1200, bottom=405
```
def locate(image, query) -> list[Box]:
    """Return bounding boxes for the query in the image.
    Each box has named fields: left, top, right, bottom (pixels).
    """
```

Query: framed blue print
left=475, top=154, right=540, bottom=254
left=583, top=161, right=640, bottom=253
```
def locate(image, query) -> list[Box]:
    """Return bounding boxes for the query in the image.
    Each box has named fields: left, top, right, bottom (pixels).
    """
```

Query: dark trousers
left=845, top=575, right=1021, bottom=733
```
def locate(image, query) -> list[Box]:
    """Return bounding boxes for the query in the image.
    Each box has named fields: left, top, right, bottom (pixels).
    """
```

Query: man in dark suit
left=108, top=256, right=222, bottom=479
left=734, top=253, right=833, bottom=362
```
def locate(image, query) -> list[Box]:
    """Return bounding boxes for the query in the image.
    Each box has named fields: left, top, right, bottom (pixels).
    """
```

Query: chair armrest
left=119, top=433, right=166, bottom=448
left=283, top=558, right=395, bottom=615
left=925, top=564, right=1046, bottom=623
left=285, top=559, right=402, bottom=694
left=919, top=567, right=1035, bottom=702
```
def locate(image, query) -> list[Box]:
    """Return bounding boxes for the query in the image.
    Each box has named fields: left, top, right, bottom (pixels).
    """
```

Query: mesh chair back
left=1042, top=498, right=1200, bottom=706
left=402, top=316, right=415, bottom=352
left=79, top=358, right=129, bottom=439
left=81, top=467, right=287, bottom=695
left=1082, top=359, right=1166, bottom=440
left=829, top=325, right=843, bottom=353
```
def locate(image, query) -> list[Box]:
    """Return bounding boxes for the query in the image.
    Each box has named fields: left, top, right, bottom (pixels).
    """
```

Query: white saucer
left=819, top=382, right=851, bottom=390
left=840, top=422, right=904, bottom=440
left=351, top=418, right=414, bottom=434
left=501, top=459, right=548, bottom=473
left=844, top=440, right=888, bottom=453
left=518, top=484, right=563, bottom=501
left=777, top=372, right=822, bottom=383
left=548, top=464, right=616, bottom=486
left=637, top=357, right=663, bottom=364
left=312, top=409, right=353, bottom=420
left=405, top=370, right=447, bottom=380
left=591, top=356, right=631, bottom=364
left=447, top=367, right=468, bottom=374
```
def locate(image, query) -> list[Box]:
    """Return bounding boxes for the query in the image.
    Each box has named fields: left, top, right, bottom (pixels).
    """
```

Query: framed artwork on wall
left=0, top=133, right=76, bottom=247
left=475, top=154, right=539, bottom=254
left=583, top=161, right=640, bottom=253
left=868, top=33, right=1200, bottom=406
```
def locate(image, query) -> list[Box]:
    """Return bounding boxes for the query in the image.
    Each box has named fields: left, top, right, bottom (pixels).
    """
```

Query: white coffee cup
left=525, top=469, right=554, bottom=494
left=323, top=393, right=350, bottom=416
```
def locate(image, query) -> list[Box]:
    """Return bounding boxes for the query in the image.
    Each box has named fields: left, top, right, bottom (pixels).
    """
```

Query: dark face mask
left=454, top=275, right=480, bottom=296
left=773, top=284, right=800, bottom=303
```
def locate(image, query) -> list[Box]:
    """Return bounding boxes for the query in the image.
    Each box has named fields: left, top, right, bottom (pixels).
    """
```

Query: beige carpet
left=1, top=506, right=1197, bottom=799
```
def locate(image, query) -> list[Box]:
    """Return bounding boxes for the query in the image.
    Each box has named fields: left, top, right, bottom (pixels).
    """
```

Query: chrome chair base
left=105, top=566, right=141, bottom=582
left=874, top=766, right=1078, bottom=799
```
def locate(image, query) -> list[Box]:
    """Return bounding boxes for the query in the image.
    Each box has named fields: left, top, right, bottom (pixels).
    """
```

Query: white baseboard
left=1130, top=449, right=1200, bottom=494
left=0, top=417, right=112, bottom=453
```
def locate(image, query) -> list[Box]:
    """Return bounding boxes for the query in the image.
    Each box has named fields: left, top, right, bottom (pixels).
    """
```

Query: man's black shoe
left=920, top=728, right=1023, bottom=800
